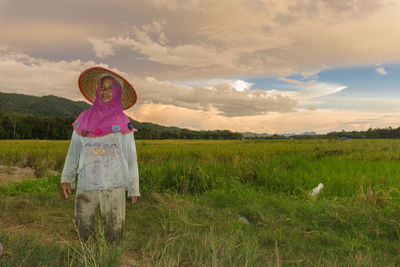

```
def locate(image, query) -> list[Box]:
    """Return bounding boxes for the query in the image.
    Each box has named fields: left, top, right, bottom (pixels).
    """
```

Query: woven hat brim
left=78, top=67, right=137, bottom=110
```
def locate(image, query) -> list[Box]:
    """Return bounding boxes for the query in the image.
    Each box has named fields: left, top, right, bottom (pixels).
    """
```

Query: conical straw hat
left=78, top=67, right=137, bottom=110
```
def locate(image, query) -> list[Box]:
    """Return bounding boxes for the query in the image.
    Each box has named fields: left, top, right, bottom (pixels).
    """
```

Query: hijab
left=73, top=76, right=136, bottom=137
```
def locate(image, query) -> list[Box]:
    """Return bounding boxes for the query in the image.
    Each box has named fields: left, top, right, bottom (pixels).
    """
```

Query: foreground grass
left=2, top=139, right=400, bottom=265
left=1, top=177, right=400, bottom=266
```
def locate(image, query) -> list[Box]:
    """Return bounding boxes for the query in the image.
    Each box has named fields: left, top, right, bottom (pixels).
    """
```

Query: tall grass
left=0, top=230, right=65, bottom=266
left=0, top=140, right=67, bottom=176
left=66, top=219, right=124, bottom=267
left=2, top=139, right=400, bottom=198
left=0, top=175, right=60, bottom=196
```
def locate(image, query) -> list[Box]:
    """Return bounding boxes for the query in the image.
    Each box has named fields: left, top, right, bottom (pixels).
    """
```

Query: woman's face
left=99, top=78, right=114, bottom=103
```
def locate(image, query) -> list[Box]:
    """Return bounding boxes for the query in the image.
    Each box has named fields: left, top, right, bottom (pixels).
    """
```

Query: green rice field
left=1, top=138, right=400, bottom=266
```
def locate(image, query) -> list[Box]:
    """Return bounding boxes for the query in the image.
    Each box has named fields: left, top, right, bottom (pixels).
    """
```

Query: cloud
left=314, top=96, right=400, bottom=112
left=88, top=36, right=137, bottom=58
left=133, top=76, right=297, bottom=117
left=88, top=20, right=295, bottom=76
left=87, top=37, right=116, bottom=58
left=0, top=19, right=111, bottom=51
left=88, top=22, right=238, bottom=68
left=307, top=105, right=316, bottom=111
left=133, top=75, right=346, bottom=116
left=375, top=66, right=387, bottom=75
left=296, top=82, right=347, bottom=100
left=132, top=74, right=346, bottom=116
left=264, top=80, right=347, bottom=106
left=279, top=77, right=315, bottom=85
left=0, top=46, right=109, bottom=100
left=86, top=0, right=400, bottom=80
left=175, top=78, right=254, bottom=92
left=0, top=0, right=398, bottom=135
left=0, top=46, right=297, bottom=117
left=273, top=13, right=300, bottom=25
left=229, top=80, right=253, bottom=92
left=301, top=69, right=324, bottom=79
left=151, top=0, right=199, bottom=10
left=0, top=46, right=395, bottom=134
left=127, top=103, right=400, bottom=134
left=0, top=0, right=399, bottom=80
left=288, top=0, right=391, bottom=20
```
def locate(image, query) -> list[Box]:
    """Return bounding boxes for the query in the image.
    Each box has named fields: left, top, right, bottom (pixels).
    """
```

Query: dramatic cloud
left=1, top=0, right=399, bottom=79
left=133, top=76, right=297, bottom=117
left=0, top=47, right=297, bottom=117
left=87, top=20, right=290, bottom=76
left=83, top=0, right=400, bottom=79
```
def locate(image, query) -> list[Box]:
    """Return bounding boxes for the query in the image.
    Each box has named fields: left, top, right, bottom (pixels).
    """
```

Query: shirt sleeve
left=60, top=130, right=82, bottom=189
left=123, top=132, right=141, bottom=197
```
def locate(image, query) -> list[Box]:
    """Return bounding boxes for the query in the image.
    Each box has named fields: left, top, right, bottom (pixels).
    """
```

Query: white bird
left=310, top=183, right=324, bottom=198
left=238, top=216, right=250, bottom=224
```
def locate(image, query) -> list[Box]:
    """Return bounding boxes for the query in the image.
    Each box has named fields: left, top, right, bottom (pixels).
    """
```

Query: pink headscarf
left=73, top=76, right=137, bottom=137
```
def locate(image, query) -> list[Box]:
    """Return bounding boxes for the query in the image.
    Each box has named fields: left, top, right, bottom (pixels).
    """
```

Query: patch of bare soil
left=120, top=250, right=144, bottom=266
left=0, top=165, right=35, bottom=185
left=0, top=165, right=59, bottom=185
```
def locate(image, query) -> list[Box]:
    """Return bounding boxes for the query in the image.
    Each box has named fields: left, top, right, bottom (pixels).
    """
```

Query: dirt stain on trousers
left=74, top=187, right=126, bottom=244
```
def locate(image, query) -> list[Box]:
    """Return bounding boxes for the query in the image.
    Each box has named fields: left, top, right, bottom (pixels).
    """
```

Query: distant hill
left=0, top=92, right=90, bottom=117
left=0, top=91, right=186, bottom=132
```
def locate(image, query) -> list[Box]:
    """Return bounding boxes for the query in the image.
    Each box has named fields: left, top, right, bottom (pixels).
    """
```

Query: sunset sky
left=1, top=0, right=400, bottom=134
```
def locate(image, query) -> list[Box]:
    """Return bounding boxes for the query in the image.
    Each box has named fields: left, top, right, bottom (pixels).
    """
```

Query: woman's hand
left=131, top=196, right=138, bottom=204
left=61, top=183, right=72, bottom=199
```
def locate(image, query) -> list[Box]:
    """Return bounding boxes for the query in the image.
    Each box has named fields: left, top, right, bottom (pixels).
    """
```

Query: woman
left=60, top=67, right=140, bottom=245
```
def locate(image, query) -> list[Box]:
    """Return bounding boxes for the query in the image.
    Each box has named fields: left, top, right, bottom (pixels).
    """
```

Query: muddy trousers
left=74, top=187, right=126, bottom=245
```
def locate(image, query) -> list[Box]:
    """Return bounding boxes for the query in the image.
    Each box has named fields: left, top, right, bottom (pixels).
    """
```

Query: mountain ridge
left=0, top=92, right=90, bottom=117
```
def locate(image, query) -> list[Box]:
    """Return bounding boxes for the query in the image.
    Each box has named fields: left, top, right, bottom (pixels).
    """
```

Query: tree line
left=247, top=127, right=400, bottom=140
left=0, top=113, right=242, bottom=140
left=1, top=113, right=399, bottom=140
left=325, top=127, right=400, bottom=139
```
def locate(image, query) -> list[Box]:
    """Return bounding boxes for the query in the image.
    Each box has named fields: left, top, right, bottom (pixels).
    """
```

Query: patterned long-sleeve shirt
left=60, top=130, right=140, bottom=197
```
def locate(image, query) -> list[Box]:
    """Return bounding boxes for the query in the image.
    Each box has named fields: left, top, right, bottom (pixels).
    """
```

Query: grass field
left=1, top=138, right=400, bottom=266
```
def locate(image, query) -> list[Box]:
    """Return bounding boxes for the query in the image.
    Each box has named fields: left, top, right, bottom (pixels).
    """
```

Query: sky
left=1, top=0, right=400, bottom=134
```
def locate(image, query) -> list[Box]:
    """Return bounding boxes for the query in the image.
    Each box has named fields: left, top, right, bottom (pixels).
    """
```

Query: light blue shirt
left=60, top=130, right=140, bottom=197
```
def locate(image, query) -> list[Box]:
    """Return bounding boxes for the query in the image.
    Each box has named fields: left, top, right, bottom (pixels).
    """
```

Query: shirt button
left=112, top=125, right=121, bottom=132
